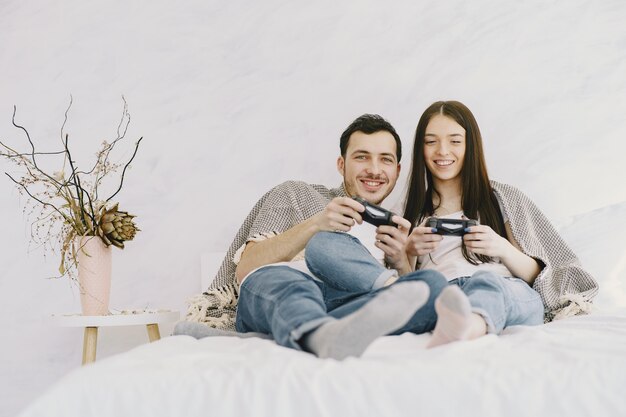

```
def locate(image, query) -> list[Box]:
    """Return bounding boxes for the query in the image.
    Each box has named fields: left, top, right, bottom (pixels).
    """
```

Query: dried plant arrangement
left=0, top=96, right=142, bottom=280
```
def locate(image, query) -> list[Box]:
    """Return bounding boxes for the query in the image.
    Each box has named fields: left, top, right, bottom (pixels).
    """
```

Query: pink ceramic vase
left=77, top=235, right=112, bottom=315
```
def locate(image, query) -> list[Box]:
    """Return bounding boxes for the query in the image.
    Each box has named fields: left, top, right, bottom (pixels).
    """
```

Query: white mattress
left=19, top=313, right=626, bottom=417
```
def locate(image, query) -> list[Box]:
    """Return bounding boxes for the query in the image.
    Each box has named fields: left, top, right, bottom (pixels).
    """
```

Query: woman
left=402, top=100, right=545, bottom=347
left=305, top=100, right=598, bottom=348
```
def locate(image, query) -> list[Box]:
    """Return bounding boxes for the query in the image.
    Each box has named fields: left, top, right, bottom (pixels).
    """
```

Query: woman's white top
left=417, top=211, right=514, bottom=281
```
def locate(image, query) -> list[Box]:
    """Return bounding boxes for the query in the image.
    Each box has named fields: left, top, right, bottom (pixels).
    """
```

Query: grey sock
left=301, top=281, right=430, bottom=360
left=173, top=321, right=271, bottom=340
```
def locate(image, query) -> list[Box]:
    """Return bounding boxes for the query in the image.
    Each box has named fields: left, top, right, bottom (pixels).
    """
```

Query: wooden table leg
left=82, top=327, right=98, bottom=365
left=146, top=323, right=161, bottom=342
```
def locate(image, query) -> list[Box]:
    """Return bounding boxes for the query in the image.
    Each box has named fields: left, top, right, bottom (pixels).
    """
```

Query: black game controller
left=353, top=197, right=396, bottom=227
left=426, top=217, right=478, bottom=236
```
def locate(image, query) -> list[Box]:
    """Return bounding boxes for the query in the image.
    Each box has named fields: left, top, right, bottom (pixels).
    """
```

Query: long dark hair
left=403, top=101, right=505, bottom=265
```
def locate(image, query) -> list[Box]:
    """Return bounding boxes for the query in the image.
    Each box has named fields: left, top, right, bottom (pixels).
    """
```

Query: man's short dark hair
left=339, top=114, right=402, bottom=162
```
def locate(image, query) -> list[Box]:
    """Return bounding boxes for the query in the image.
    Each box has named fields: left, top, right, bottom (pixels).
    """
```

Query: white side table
left=50, top=310, right=180, bottom=365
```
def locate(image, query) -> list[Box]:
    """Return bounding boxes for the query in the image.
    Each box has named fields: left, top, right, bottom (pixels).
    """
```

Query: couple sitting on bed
left=180, top=101, right=598, bottom=360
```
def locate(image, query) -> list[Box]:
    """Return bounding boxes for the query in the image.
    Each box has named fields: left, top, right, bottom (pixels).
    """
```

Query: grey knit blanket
left=491, top=181, right=598, bottom=320
left=186, top=180, right=598, bottom=329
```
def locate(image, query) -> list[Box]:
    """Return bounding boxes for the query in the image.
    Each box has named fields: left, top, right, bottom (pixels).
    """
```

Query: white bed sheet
left=20, top=313, right=626, bottom=417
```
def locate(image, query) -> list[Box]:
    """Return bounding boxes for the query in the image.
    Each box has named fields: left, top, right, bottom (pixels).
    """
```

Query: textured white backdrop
left=1, top=0, right=625, bottom=415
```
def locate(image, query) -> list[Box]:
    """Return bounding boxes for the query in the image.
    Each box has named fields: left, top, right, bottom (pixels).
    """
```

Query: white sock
left=427, top=285, right=473, bottom=348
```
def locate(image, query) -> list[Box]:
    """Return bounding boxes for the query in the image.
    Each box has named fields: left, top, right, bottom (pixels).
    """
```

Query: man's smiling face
left=337, top=130, right=400, bottom=205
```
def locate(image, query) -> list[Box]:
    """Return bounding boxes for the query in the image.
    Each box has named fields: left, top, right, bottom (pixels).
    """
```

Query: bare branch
left=59, top=95, right=73, bottom=175
left=0, top=149, right=66, bottom=158
left=10, top=106, right=66, bottom=188
left=11, top=106, right=37, bottom=165
left=63, top=133, right=92, bottom=231
left=60, top=95, right=73, bottom=145
left=106, top=136, right=142, bottom=202
left=116, top=95, right=131, bottom=140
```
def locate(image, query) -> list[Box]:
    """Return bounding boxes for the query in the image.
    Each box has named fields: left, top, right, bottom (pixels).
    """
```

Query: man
left=181, top=114, right=447, bottom=360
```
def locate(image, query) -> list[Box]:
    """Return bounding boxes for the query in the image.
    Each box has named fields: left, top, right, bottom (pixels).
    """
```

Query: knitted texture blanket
left=186, top=180, right=598, bottom=329
left=491, top=181, right=598, bottom=321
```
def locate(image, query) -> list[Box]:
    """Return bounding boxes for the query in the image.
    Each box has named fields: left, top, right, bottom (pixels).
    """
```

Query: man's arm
left=235, top=217, right=320, bottom=283
left=234, top=197, right=364, bottom=284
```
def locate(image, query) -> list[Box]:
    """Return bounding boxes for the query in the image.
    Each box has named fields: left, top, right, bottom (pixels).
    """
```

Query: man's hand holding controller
left=311, top=197, right=365, bottom=232
left=353, top=197, right=412, bottom=275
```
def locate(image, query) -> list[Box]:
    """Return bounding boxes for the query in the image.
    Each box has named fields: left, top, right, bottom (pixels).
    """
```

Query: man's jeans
left=305, top=231, right=544, bottom=334
left=236, top=264, right=448, bottom=351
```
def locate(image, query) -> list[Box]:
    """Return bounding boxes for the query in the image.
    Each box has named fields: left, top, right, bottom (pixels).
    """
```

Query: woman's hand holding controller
left=406, top=219, right=443, bottom=257
left=463, top=224, right=512, bottom=258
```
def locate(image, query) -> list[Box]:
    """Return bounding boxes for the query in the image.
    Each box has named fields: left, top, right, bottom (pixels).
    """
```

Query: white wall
left=1, top=0, right=625, bottom=415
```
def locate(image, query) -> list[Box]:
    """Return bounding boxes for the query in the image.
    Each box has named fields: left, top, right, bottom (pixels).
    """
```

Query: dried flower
left=0, top=96, right=142, bottom=280
left=96, top=203, right=139, bottom=248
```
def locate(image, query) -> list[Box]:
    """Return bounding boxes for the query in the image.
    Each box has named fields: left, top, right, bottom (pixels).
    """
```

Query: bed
left=18, top=202, right=626, bottom=417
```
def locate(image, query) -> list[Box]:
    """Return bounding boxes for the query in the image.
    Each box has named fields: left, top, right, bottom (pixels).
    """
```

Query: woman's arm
left=499, top=222, right=543, bottom=285
left=463, top=222, right=542, bottom=285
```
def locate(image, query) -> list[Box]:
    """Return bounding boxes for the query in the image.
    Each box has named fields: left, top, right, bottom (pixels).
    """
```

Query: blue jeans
left=305, top=231, right=544, bottom=334
left=450, top=273, right=544, bottom=333
left=235, top=262, right=447, bottom=350
left=305, top=231, right=399, bottom=291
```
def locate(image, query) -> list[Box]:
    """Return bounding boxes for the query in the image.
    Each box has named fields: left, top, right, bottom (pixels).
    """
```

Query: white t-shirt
left=238, top=221, right=384, bottom=285
left=417, top=211, right=513, bottom=281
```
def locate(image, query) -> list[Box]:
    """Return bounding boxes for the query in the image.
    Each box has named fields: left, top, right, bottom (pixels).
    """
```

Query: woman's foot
left=427, top=285, right=476, bottom=348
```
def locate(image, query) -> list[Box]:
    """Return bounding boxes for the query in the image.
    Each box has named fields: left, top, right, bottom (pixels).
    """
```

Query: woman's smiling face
left=423, top=114, right=466, bottom=186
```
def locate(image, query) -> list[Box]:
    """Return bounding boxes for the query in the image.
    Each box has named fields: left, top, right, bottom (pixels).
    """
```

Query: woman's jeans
left=304, top=231, right=544, bottom=334
left=235, top=256, right=448, bottom=351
